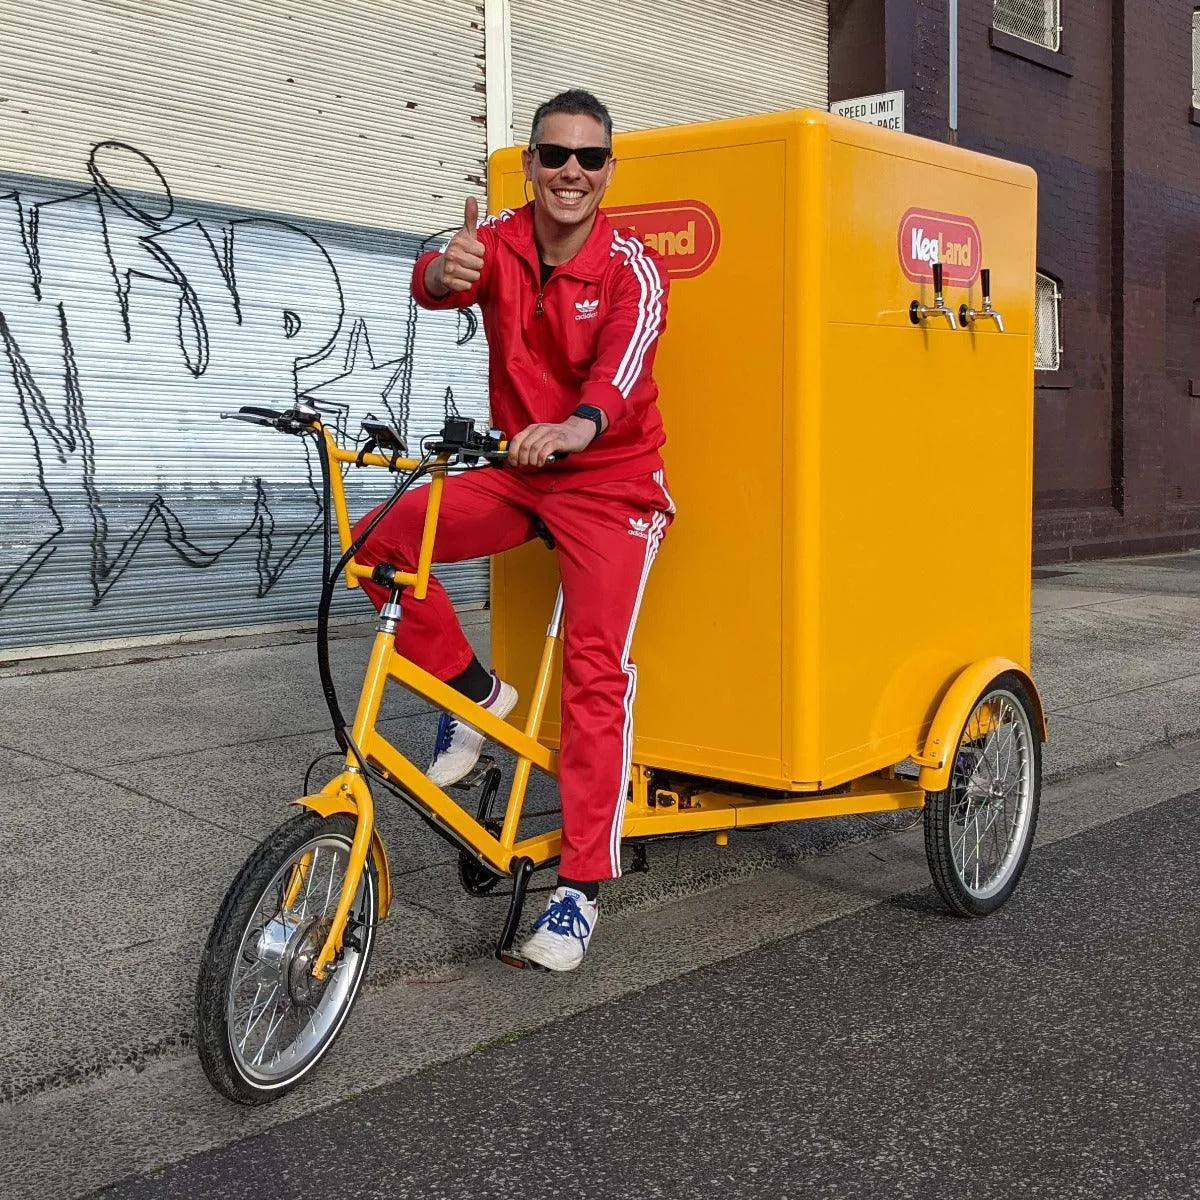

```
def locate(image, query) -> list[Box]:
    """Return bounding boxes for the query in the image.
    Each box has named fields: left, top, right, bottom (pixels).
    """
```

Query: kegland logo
left=897, top=208, right=982, bottom=286
left=605, top=200, right=722, bottom=279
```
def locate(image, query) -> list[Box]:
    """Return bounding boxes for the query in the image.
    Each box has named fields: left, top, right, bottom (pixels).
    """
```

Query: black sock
left=447, top=657, right=494, bottom=704
left=557, top=876, right=600, bottom=902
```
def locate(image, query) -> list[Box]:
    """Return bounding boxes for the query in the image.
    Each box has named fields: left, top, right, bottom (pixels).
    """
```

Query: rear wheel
left=924, top=672, right=1042, bottom=916
left=195, top=811, right=378, bottom=1104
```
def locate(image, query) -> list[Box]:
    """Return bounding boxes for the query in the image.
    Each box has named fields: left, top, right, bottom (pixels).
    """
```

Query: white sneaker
left=520, top=886, right=599, bottom=972
left=427, top=674, right=517, bottom=788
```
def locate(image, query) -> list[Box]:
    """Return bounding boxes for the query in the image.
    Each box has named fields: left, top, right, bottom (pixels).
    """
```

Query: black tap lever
left=958, top=266, right=1006, bottom=332
left=910, top=261, right=958, bottom=330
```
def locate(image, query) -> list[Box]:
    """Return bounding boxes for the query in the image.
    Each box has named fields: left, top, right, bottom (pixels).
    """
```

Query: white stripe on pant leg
left=653, top=468, right=677, bottom=516
left=610, top=512, right=665, bottom=875
left=609, top=509, right=669, bottom=877
left=612, top=511, right=666, bottom=872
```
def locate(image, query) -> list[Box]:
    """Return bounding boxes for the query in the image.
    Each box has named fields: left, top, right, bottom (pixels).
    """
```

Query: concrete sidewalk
left=2, top=551, right=1199, bottom=1110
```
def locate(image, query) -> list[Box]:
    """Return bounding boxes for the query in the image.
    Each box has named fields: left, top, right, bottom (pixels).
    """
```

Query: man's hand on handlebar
left=508, top=416, right=597, bottom=468
left=426, top=197, right=485, bottom=297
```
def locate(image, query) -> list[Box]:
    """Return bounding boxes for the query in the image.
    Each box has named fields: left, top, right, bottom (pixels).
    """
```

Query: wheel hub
left=250, top=910, right=333, bottom=1006
left=285, top=917, right=333, bottom=1007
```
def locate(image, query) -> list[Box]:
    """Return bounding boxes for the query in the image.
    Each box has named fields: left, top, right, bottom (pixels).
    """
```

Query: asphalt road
left=100, top=791, right=1200, bottom=1200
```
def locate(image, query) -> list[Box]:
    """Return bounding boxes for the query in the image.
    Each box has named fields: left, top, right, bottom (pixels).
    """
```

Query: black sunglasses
left=530, top=142, right=612, bottom=171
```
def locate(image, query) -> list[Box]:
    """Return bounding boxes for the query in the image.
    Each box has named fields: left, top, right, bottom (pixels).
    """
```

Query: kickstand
left=496, top=856, right=536, bottom=969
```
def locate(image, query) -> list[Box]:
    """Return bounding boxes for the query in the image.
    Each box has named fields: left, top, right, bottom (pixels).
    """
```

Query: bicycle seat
left=531, top=517, right=556, bottom=550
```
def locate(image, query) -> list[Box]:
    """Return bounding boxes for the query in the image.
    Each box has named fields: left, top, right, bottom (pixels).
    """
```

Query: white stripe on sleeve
left=610, top=233, right=664, bottom=398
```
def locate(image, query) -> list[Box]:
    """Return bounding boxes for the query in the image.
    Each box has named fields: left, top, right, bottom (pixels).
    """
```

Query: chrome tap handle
left=981, top=268, right=1006, bottom=331
left=958, top=266, right=1006, bottom=332
left=909, top=261, right=959, bottom=330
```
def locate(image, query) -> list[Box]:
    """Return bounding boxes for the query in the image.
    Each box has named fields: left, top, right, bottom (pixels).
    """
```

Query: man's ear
left=595, top=157, right=616, bottom=198
left=521, top=148, right=533, bottom=179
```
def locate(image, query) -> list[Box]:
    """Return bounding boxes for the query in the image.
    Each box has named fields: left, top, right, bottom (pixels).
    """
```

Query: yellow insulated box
left=489, top=109, right=1037, bottom=793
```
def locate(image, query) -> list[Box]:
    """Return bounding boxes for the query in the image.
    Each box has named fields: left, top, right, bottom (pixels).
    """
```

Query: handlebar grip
left=484, top=446, right=568, bottom=464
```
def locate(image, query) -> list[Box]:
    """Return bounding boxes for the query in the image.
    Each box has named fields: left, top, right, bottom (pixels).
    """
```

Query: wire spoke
left=252, top=1001, right=289, bottom=1067
left=238, top=982, right=279, bottom=1052
left=297, top=847, right=320, bottom=920
left=233, top=957, right=275, bottom=992
left=322, top=850, right=348, bottom=916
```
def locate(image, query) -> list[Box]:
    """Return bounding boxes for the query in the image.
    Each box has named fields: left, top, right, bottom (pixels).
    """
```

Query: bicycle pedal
left=451, top=756, right=497, bottom=792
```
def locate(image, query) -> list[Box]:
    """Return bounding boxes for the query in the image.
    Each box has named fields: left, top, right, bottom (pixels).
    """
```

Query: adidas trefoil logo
left=574, top=298, right=600, bottom=321
left=628, top=516, right=650, bottom=540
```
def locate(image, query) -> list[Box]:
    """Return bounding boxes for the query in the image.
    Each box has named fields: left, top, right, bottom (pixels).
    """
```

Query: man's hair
left=529, top=90, right=613, bottom=146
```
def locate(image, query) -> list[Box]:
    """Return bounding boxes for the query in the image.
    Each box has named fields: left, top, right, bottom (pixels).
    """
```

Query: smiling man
left=353, top=90, right=673, bottom=971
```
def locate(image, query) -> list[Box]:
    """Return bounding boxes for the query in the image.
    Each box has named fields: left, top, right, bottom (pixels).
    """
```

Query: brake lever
left=220, top=411, right=276, bottom=427
left=221, top=404, right=317, bottom=435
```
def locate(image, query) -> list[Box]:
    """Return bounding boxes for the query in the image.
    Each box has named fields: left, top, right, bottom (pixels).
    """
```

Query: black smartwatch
left=572, top=404, right=605, bottom=441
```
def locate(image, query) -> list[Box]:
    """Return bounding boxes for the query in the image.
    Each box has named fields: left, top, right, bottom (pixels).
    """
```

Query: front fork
left=307, top=590, right=400, bottom=981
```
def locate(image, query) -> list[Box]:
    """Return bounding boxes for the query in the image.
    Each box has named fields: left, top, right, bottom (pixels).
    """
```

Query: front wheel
left=195, top=811, right=378, bottom=1104
left=924, top=672, right=1042, bottom=917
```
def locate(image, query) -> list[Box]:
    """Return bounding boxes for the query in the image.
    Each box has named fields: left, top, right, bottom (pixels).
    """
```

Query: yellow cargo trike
left=195, top=110, right=1046, bottom=1104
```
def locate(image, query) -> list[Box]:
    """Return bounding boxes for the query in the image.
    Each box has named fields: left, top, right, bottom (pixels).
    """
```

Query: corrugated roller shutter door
left=509, top=0, right=828, bottom=143
left=0, top=0, right=490, bottom=653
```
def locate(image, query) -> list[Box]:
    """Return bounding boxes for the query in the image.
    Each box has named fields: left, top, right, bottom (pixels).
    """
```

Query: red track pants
left=353, top=465, right=674, bottom=881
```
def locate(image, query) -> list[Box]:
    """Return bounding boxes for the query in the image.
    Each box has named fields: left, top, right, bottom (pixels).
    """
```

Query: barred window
left=1035, top=272, right=1062, bottom=372
left=1193, top=10, right=1200, bottom=108
left=994, top=0, right=1061, bottom=53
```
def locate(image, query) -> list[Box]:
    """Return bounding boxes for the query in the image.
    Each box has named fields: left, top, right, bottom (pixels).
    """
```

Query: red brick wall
left=830, top=1, right=1200, bottom=560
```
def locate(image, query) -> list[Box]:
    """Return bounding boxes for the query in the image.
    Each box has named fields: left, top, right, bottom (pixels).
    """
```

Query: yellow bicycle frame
left=297, top=424, right=568, bottom=979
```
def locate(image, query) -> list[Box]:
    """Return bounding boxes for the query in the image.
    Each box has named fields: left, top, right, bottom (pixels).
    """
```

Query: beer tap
left=909, top=262, right=958, bottom=330
left=958, top=267, right=1006, bottom=332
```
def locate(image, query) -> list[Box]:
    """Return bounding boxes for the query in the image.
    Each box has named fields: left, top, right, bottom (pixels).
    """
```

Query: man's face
left=522, top=111, right=615, bottom=229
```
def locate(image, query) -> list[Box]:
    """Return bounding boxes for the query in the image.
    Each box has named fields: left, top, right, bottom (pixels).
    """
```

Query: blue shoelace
left=533, top=892, right=593, bottom=945
left=432, top=712, right=458, bottom=757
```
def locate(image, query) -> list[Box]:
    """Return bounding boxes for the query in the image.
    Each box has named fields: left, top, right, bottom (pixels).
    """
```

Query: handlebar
left=219, top=405, right=563, bottom=755
left=220, top=406, right=562, bottom=589
left=222, top=406, right=565, bottom=465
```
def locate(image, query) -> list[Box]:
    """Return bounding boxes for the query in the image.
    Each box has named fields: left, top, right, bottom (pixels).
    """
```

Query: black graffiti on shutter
left=0, top=142, right=482, bottom=619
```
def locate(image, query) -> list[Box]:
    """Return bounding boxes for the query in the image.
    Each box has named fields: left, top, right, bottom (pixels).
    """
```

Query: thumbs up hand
left=431, top=197, right=487, bottom=295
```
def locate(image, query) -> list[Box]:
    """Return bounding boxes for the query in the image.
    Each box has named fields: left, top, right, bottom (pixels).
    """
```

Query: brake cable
left=312, top=427, right=434, bottom=759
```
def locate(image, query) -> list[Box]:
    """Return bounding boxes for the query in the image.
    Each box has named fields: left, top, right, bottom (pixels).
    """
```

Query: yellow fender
left=292, top=784, right=393, bottom=919
left=917, top=657, right=1048, bottom=793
